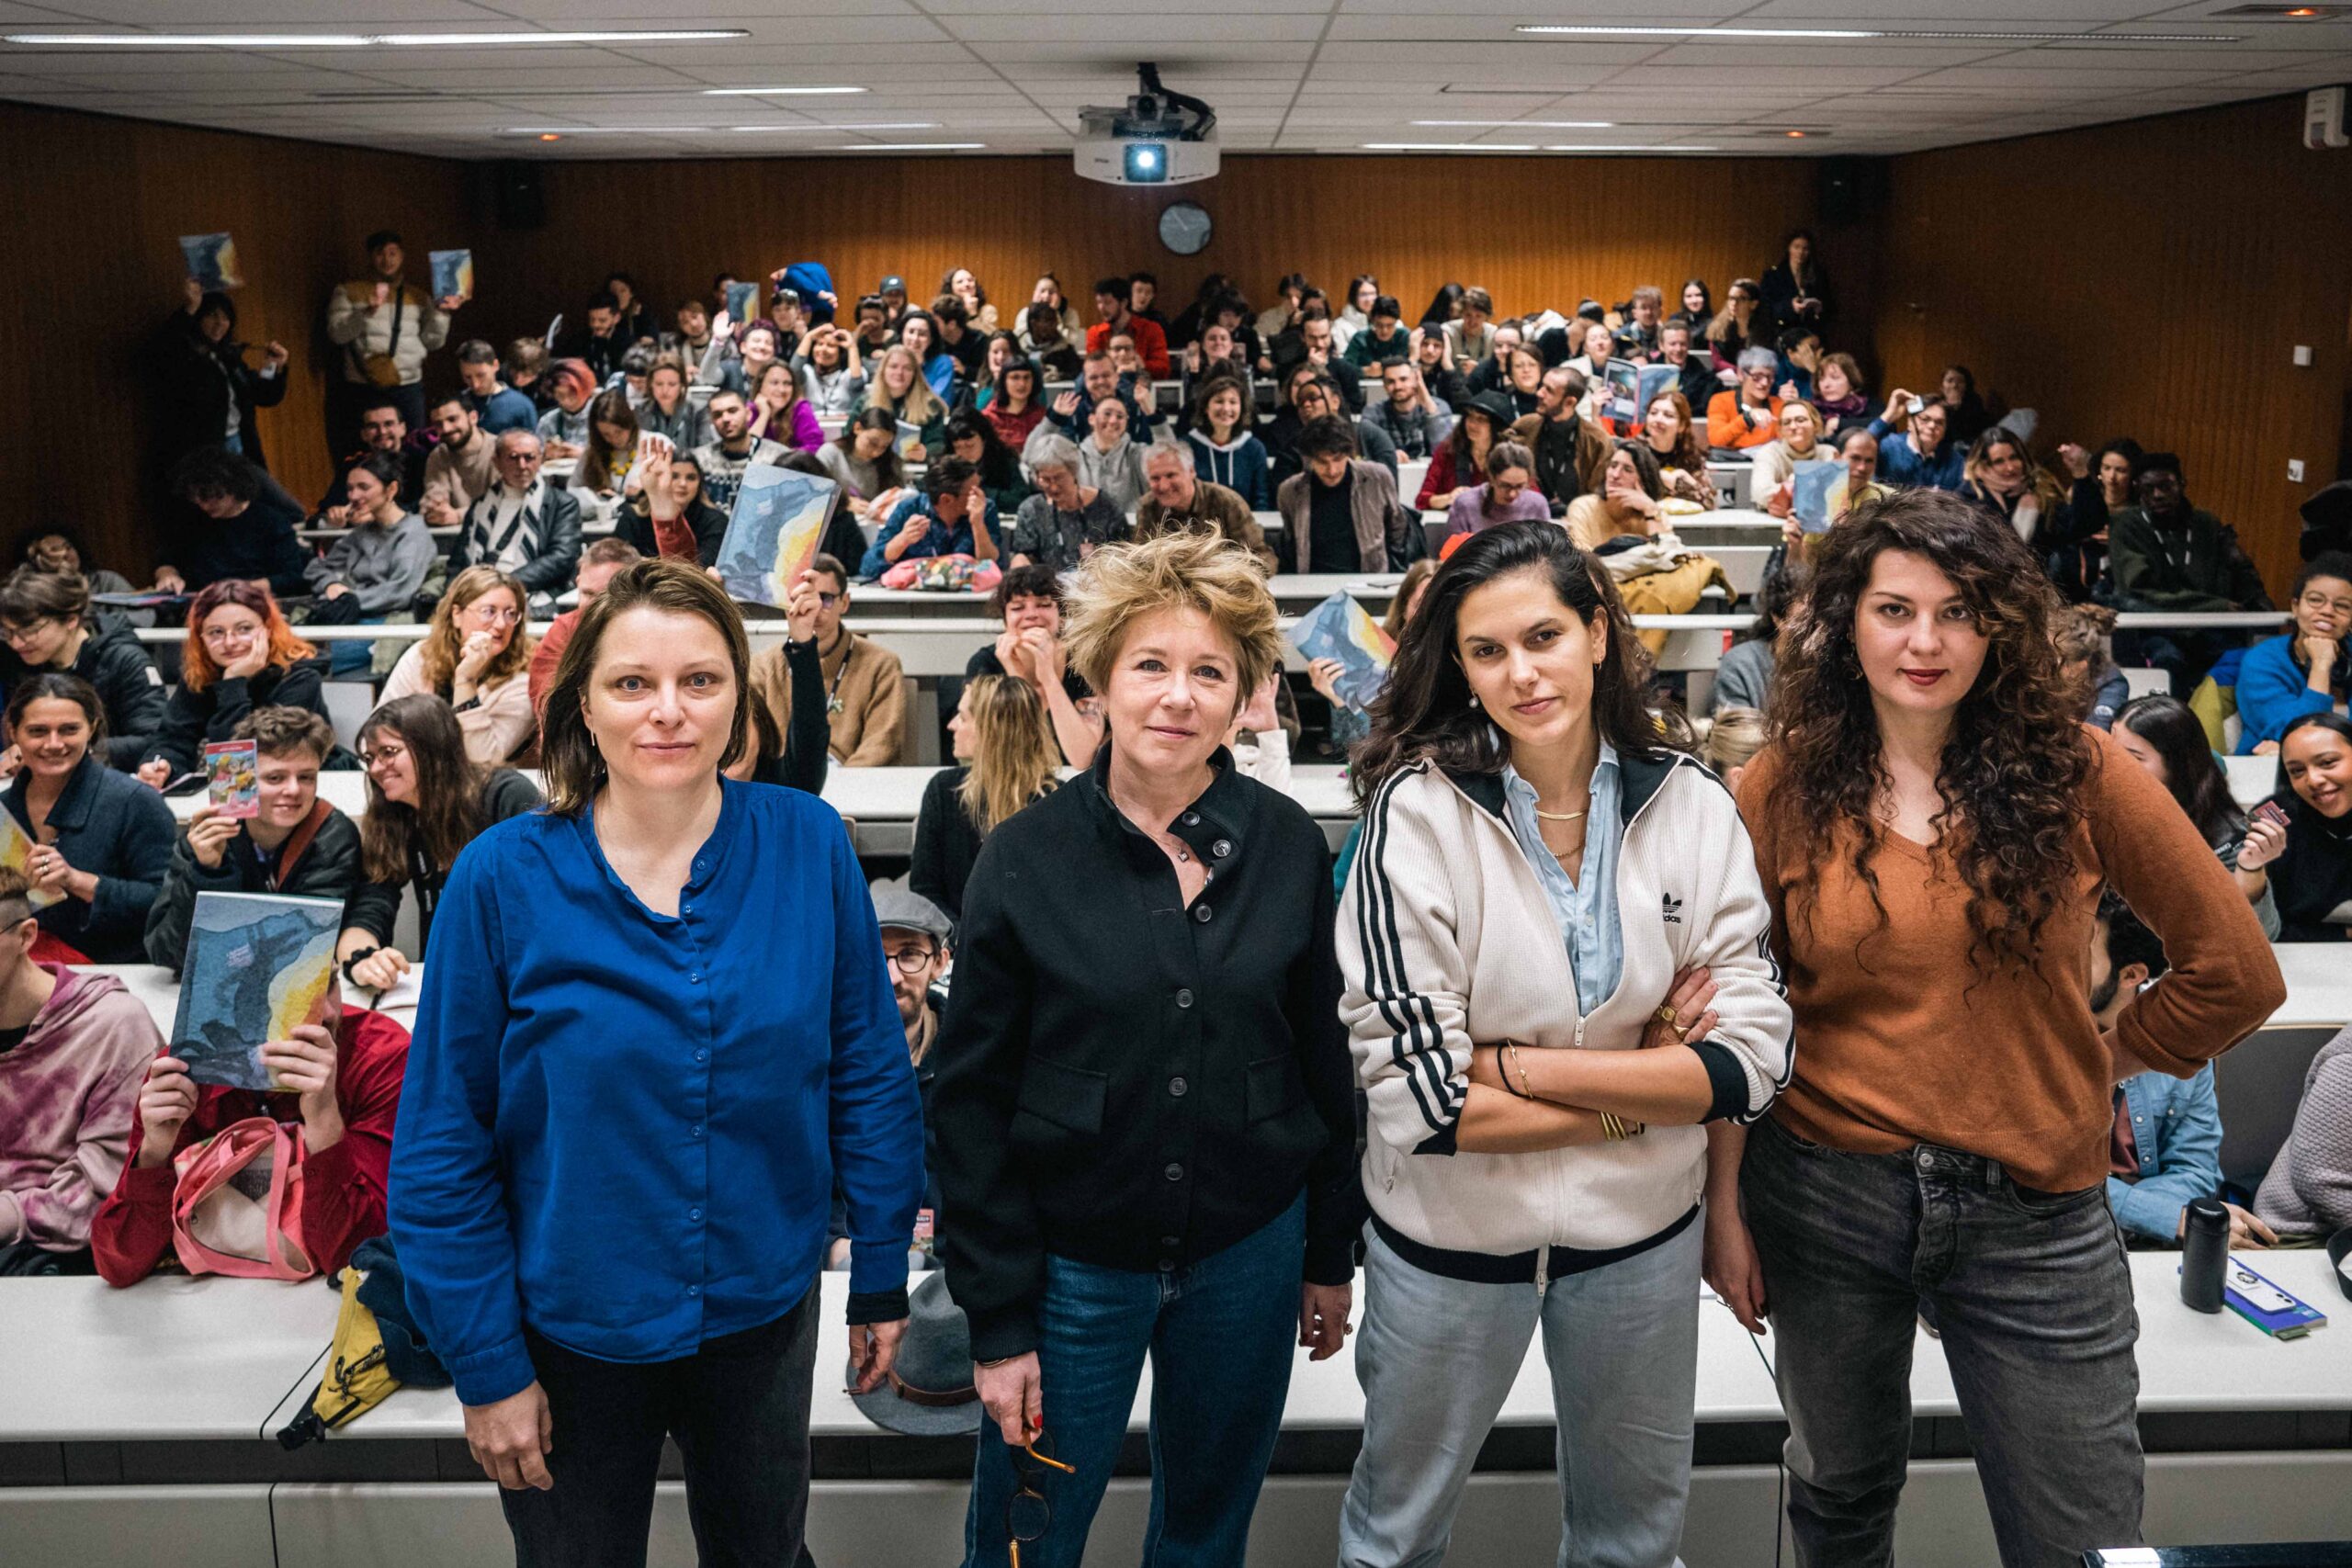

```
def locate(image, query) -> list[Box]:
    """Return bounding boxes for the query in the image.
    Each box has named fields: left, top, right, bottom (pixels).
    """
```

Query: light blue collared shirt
left=1502, top=742, right=1624, bottom=1017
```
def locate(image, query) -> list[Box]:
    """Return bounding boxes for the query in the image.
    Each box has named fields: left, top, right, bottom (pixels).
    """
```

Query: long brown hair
left=1765, top=487, right=2092, bottom=973
left=1645, top=390, right=1708, bottom=477
left=356, top=694, right=488, bottom=883
left=422, top=566, right=534, bottom=692
left=1351, top=522, right=1679, bottom=810
left=180, top=581, right=316, bottom=693
left=538, top=558, right=752, bottom=815
left=577, top=389, right=639, bottom=493
left=956, top=674, right=1059, bottom=833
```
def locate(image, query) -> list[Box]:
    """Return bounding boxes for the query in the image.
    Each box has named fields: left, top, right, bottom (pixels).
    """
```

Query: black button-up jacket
left=932, top=746, right=1362, bottom=1361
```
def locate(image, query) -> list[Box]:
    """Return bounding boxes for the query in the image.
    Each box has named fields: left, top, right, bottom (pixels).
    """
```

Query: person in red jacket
left=91, top=975, right=408, bottom=1284
left=1084, top=274, right=1170, bottom=378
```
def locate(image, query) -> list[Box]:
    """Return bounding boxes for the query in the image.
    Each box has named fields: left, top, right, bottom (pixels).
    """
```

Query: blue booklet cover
left=725, top=280, right=759, bottom=325
left=1792, top=458, right=1843, bottom=534
left=1634, top=363, right=1682, bottom=429
left=179, top=232, right=241, bottom=290
left=1287, top=591, right=1396, bottom=712
left=715, top=464, right=840, bottom=610
left=429, top=248, right=473, bottom=303
left=168, top=893, right=345, bottom=1091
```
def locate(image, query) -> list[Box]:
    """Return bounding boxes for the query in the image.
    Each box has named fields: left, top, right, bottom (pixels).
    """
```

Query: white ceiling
left=0, top=0, right=2348, bottom=158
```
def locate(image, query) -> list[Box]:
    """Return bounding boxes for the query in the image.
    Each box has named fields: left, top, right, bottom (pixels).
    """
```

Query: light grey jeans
left=1338, top=1218, right=1702, bottom=1568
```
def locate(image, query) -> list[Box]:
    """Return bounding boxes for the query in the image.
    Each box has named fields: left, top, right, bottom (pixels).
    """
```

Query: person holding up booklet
left=5, top=675, right=175, bottom=963
left=144, top=707, right=361, bottom=971
left=90, top=950, right=408, bottom=1286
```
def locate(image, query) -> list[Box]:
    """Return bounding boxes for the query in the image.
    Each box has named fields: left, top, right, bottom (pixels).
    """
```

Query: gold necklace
left=1532, top=806, right=1587, bottom=822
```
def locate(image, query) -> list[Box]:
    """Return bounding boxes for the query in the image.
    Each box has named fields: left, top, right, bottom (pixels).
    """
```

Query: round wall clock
left=1158, top=200, right=1213, bottom=256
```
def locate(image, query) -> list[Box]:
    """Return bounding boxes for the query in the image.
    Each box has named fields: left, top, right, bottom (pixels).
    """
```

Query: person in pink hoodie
left=0, top=866, right=161, bottom=1275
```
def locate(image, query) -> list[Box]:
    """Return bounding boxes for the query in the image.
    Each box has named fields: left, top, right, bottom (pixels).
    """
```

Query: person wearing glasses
left=933, top=530, right=1361, bottom=1568
left=134, top=581, right=330, bottom=786
left=392, top=559, right=920, bottom=1563
left=334, top=693, right=542, bottom=995
left=1337, top=523, right=1792, bottom=1568
left=379, top=566, right=538, bottom=766
left=0, top=568, right=166, bottom=772
left=445, top=429, right=582, bottom=618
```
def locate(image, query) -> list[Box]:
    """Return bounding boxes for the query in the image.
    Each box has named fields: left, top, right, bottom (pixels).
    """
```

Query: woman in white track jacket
left=1335, top=521, right=1792, bottom=1568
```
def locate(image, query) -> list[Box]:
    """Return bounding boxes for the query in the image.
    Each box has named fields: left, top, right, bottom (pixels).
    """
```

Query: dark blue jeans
left=960, top=1192, right=1306, bottom=1568
left=1741, top=1116, right=2143, bottom=1568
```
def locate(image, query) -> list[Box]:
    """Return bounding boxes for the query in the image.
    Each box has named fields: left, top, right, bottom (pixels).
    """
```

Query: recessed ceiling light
left=1362, top=141, right=1539, bottom=152
left=1411, top=118, right=1614, bottom=129
left=2, top=28, right=748, bottom=46
left=539, top=132, right=561, bottom=141
left=1511, top=23, right=2238, bottom=40
left=1785, top=130, right=1809, bottom=138
left=836, top=142, right=985, bottom=151
left=2215, top=4, right=2345, bottom=15
left=702, top=85, right=868, bottom=96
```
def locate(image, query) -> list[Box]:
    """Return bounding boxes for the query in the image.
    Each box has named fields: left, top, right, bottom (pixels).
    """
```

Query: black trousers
left=499, top=1283, right=820, bottom=1568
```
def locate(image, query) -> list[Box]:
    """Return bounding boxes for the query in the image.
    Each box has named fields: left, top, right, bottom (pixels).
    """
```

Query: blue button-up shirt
left=390, top=781, right=922, bottom=1406
left=858, top=492, right=997, bottom=579
left=1501, top=743, right=1625, bottom=1017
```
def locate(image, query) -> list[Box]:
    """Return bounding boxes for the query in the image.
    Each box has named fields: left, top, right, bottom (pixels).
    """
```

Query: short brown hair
left=0, top=864, right=33, bottom=930
left=1062, top=532, right=1282, bottom=725
left=232, top=705, right=334, bottom=762
left=582, top=537, right=642, bottom=570
left=808, top=552, right=850, bottom=592
left=0, top=566, right=88, bottom=628
left=539, top=558, right=752, bottom=814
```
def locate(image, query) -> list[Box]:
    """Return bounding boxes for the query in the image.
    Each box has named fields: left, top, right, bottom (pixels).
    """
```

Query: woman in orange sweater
left=1711, top=490, right=2283, bottom=1568
left=1705, top=346, right=1783, bottom=456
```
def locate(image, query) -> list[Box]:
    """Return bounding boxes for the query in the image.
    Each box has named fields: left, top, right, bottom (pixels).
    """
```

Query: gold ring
left=1655, top=1005, right=1679, bottom=1026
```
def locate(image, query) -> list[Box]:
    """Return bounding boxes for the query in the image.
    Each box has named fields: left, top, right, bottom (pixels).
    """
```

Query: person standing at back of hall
left=392, top=559, right=921, bottom=1566
left=1710, top=490, right=2284, bottom=1568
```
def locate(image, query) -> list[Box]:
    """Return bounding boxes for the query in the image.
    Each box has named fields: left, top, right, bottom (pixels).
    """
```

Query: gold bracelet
left=1504, top=1040, right=1534, bottom=1100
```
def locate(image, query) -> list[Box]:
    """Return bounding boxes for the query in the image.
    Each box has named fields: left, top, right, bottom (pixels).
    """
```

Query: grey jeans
left=1740, top=1115, right=2144, bottom=1568
left=1339, top=1218, right=1702, bottom=1568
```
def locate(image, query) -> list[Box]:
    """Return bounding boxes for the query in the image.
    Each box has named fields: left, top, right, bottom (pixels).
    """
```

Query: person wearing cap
left=878, top=276, right=910, bottom=330
left=933, top=531, right=1359, bottom=1568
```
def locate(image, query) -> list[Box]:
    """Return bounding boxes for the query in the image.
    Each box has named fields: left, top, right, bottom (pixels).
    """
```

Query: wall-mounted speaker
left=1817, top=156, right=1888, bottom=224
left=489, top=160, right=546, bottom=230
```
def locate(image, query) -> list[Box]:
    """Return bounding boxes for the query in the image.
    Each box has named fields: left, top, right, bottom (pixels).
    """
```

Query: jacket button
left=1182, top=812, right=1201, bottom=827
left=1161, top=1235, right=1180, bottom=1248
left=1169, top=1077, right=1188, bottom=1098
left=1212, top=840, right=1232, bottom=858
left=1164, top=1162, right=1184, bottom=1181
left=1193, top=903, right=1213, bottom=923
left=1175, top=988, right=1194, bottom=1008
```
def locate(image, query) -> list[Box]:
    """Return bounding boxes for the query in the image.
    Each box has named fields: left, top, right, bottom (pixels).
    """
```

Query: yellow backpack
left=276, top=1265, right=401, bottom=1449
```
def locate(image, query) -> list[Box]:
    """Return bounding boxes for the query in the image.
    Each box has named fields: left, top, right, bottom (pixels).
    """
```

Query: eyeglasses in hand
left=1008, top=1428, right=1075, bottom=1568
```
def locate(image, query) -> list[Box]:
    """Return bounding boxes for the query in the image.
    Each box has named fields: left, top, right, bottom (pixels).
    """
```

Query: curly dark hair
left=1351, top=522, right=1681, bottom=809
left=1765, top=487, right=2091, bottom=974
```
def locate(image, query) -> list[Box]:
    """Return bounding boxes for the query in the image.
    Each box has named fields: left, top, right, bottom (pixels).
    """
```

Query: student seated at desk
left=621, top=447, right=728, bottom=568
left=1135, top=442, right=1279, bottom=573
left=92, top=965, right=408, bottom=1285
left=2094, top=894, right=2273, bottom=1249
left=379, top=566, right=538, bottom=767
left=0, top=866, right=159, bottom=1277
left=447, top=429, right=583, bottom=615
left=529, top=539, right=639, bottom=715
left=859, top=458, right=1000, bottom=580
left=2233, top=553, right=2352, bottom=755
left=815, top=407, right=912, bottom=527
left=136, top=582, right=330, bottom=790
left=912, top=673, right=1059, bottom=924
left=144, top=707, right=360, bottom=970
left=752, top=552, right=905, bottom=768
left=336, top=694, right=543, bottom=993
left=7, top=675, right=175, bottom=964
left=2255, top=1021, right=2352, bottom=1239
left=1280, top=416, right=1411, bottom=573
left=964, top=562, right=1102, bottom=770
left=2242, top=713, right=2352, bottom=942
left=0, top=567, right=165, bottom=772
left=1006, top=435, right=1127, bottom=572
left=2113, top=694, right=2282, bottom=939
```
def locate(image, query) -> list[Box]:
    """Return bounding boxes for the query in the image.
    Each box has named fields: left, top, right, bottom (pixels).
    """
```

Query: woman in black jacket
left=909, top=672, right=1057, bottom=924
left=1758, top=230, right=1829, bottom=333
left=151, top=281, right=288, bottom=473
left=334, top=694, right=542, bottom=992
left=932, top=531, right=1358, bottom=1568
left=135, top=581, right=329, bottom=784
left=142, top=705, right=362, bottom=969
left=4, top=674, right=175, bottom=963
left=0, top=568, right=164, bottom=770
left=621, top=449, right=730, bottom=566
left=2240, top=714, right=2352, bottom=942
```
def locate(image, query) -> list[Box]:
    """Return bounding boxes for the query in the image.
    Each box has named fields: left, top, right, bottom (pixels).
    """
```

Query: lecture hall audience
left=7, top=676, right=177, bottom=963
left=135, top=581, right=332, bottom=785
left=0, top=569, right=164, bottom=771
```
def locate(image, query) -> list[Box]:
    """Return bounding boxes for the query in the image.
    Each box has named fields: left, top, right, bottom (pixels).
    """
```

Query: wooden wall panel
left=463, top=153, right=1841, bottom=365
left=1874, top=96, right=2352, bottom=597
left=0, top=103, right=471, bottom=574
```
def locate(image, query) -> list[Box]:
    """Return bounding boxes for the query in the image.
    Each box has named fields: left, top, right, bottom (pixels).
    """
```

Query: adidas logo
left=1661, top=894, right=1683, bottom=924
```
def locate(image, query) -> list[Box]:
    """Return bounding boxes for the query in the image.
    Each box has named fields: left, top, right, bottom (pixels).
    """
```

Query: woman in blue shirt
left=390, top=558, right=922, bottom=1566
left=2235, top=553, right=2352, bottom=753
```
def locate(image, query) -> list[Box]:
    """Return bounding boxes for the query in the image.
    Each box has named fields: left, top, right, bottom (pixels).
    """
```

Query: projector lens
left=1125, top=142, right=1167, bottom=182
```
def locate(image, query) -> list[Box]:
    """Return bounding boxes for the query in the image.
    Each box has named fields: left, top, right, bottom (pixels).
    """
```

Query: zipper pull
left=1534, top=1244, right=1551, bottom=1300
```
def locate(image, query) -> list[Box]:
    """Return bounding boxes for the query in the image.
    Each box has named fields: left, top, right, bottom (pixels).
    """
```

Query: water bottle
left=2180, top=1197, right=2229, bottom=1314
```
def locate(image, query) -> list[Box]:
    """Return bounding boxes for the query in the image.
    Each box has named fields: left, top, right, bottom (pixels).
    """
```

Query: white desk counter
left=2264, top=944, right=2352, bottom=1030
left=0, top=1275, right=338, bottom=1442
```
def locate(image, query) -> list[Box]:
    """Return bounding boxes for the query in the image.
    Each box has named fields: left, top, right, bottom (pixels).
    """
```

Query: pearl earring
left=1468, top=694, right=1481, bottom=709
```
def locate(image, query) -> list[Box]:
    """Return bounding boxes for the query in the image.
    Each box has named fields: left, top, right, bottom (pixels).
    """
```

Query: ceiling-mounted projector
left=1075, top=62, right=1219, bottom=186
